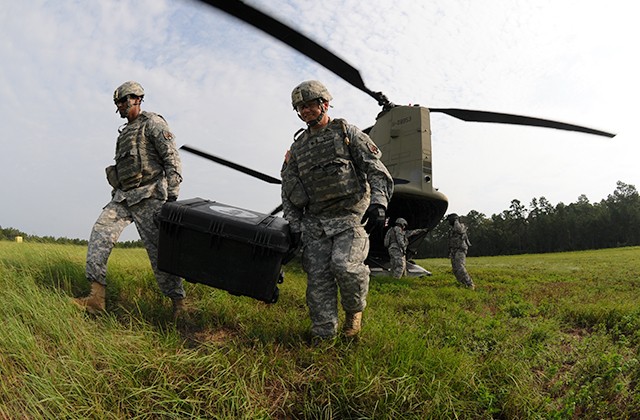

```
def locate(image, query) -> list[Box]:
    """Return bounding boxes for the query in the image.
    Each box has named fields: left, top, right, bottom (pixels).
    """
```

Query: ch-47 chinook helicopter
left=182, top=0, right=616, bottom=277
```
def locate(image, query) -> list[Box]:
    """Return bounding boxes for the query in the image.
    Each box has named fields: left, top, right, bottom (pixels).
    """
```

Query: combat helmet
left=113, top=81, right=145, bottom=103
left=291, top=80, right=333, bottom=110
left=395, top=217, right=408, bottom=228
left=446, top=213, right=459, bottom=224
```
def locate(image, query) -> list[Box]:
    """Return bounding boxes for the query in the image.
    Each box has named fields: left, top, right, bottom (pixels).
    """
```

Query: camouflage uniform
left=86, top=110, right=185, bottom=299
left=281, top=118, right=393, bottom=338
left=448, top=218, right=474, bottom=289
left=385, top=225, right=428, bottom=278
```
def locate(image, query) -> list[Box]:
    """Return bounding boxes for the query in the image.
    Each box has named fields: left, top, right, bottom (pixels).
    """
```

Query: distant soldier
left=384, top=217, right=429, bottom=278
left=281, top=80, right=393, bottom=340
left=447, top=213, right=475, bottom=289
left=73, top=81, right=186, bottom=317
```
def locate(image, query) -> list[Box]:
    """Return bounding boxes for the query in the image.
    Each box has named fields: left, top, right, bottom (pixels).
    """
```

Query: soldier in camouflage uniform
left=447, top=213, right=475, bottom=289
left=74, top=81, right=186, bottom=316
left=281, top=80, right=394, bottom=340
left=384, top=218, right=429, bottom=278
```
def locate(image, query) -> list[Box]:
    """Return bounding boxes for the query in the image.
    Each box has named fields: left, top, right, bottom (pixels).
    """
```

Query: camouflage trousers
left=387, top=245, right=406, bottom=279
left=85, top=198, right=185, bottom=299
left=302, top=225, right=370, bottom=338
left=450, top=249, right=474, bottom=288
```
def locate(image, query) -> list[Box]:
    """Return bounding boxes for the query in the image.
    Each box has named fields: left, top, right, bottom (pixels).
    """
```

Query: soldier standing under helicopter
left=73, top=81, right=186, bottom=317
left=447, top=213, right=475, bottom=289
left=281, top=80, right=393, bottom=341
left=384, top=217, right=429, bottom=278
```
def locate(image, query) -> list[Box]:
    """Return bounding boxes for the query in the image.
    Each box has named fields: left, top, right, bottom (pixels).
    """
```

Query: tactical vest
left=384, top=228, right=393, bottom=247
left=385, top=226, right=407, bottom=250
left=448, top=223, right=469, bottom=251
left=292, top=119, right=365, bottom=211
left=114, top=112, right=163, bottom=191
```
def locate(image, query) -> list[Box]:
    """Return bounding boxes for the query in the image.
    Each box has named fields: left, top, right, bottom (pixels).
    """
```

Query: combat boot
left=72, top=282, right=106, bottom=314
left=343, top=311, right=363, bottom=337
left=172, top=297, right=186, bottom=320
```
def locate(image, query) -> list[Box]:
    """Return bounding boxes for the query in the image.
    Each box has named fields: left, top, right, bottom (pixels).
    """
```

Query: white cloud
left=1, top=0, right=636, bottom=240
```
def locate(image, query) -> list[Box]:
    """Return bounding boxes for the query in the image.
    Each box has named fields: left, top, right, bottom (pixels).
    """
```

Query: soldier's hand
left=290, top=231, right=302, bottom=249
left=362, top=204, right=385, bottom=233
left=283, top=231, right=302, bottom=264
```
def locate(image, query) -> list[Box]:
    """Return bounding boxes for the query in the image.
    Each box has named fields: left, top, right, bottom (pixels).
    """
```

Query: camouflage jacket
left=281, top=118, right=393, bottom=238
left=110, top=111, right=182, bottom=206
left=448, top=220, right=471, bottom=251
left=385, top=226, right=429, bottom=252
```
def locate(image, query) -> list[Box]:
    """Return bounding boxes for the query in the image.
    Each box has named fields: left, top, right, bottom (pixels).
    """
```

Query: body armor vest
left=292, top=119, right=365, bottom=212
left=114, top=111, right=163, bottom=191
left=449, top=222, right=469, bottom=251
left=385, top=226, right=407, bottom=250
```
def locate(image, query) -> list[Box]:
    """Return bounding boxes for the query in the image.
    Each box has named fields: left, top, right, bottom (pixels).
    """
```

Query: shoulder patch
left=367, top=142, right=380, bottom=155
left=163, top=131, right=174, bottom=140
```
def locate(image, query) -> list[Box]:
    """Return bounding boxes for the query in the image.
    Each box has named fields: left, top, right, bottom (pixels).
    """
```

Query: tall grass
left=1, top=241, right=640, bottom=418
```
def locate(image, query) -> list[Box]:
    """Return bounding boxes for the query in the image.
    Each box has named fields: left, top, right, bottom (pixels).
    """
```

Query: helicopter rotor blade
left=183, top=143, right=409, bottom=188
left=196, top=0, right=391, bottom=107
left=180, top=144, right=282, bottom=185
left=270, top=204, right=283, bottom=215
left=181, top=144, right=284, bottom=215
left=196, top=1, right=614, bottom=138
left=429, top=108, right=615, bottom=138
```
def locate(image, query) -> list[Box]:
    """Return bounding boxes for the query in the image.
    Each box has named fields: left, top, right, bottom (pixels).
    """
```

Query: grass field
left=1, top=241, right=640, bottom=419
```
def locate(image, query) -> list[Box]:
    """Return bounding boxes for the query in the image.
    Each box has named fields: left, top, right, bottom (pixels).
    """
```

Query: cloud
left=1, top=0, right=636, bottom=241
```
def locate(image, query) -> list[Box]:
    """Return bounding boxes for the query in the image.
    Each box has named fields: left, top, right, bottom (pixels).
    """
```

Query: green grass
left=1, top=241, right=640, bottom=418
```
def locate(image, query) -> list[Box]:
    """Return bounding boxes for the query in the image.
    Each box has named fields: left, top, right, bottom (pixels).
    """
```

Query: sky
left=1, top=0, right=637, bottom=241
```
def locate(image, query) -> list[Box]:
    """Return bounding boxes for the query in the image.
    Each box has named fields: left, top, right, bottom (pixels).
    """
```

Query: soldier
left=447, top=213, right=475, bottom=289
left=281, top=80, right=393, bottom=340
left=384, top=218, right=429, bottom=278
left=73, top=81, right=186, bottom=317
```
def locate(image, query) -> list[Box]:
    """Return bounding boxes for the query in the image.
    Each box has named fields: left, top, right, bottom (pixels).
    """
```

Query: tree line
left=419, top=181, right=640, bottom=257
left=0, top=227, right=142, bottom=248
left=4, top=181, right=640, bottom=256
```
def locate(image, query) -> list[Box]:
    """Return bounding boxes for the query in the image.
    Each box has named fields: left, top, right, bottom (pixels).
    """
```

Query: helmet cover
left=114, top=81, right=145, bottom=103
left=446, top=213, right=459, bottom=222
left=291, top=80, right=332, bottom=109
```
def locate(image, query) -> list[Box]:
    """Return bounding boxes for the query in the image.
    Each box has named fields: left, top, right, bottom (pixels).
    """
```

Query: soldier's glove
left=362, top=204, right=386, bottom=233
left=283, top=231, right=302, bottom=264
left=290, top=231, right=302, bottom=249
left=166, top=195, right=178, bottom=202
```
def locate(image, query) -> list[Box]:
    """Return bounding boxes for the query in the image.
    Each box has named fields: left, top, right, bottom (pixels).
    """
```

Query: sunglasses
left=296, top=100, right=322, bottom=113
left=115, top=95, right=137, bottom=105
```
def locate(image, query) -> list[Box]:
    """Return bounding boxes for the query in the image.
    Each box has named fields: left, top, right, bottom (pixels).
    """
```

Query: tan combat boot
left=72, top=282, right=106, bottom=314
left=172, top=297, right=186, bottom=320
left=343, top=311, right=363, bottom=337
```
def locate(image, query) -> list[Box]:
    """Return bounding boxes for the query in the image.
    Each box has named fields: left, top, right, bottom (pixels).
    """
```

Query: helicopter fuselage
left=368, top=105, right=448, bottom=259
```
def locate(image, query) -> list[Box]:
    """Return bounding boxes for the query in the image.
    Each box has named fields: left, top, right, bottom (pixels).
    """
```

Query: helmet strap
left=310, top=101, right=328, bottom=127
left=119, top=96, right=143, bottom=120
left=307, top=108, right=325, bottom=127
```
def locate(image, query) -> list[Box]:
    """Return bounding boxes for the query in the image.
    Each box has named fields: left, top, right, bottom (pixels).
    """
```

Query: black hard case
left=157, top=198, right=291, bottom=303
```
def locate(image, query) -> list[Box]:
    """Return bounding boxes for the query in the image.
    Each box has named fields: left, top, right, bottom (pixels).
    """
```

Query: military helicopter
left=182, top=0, right=616, bottom=277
